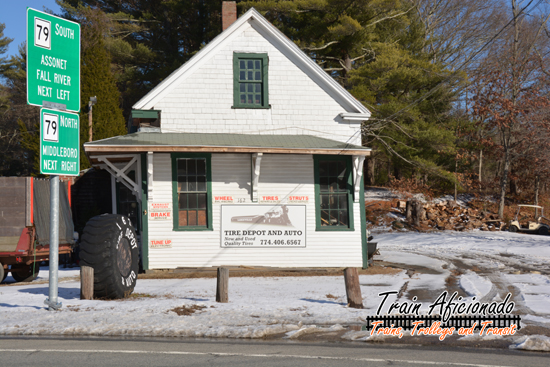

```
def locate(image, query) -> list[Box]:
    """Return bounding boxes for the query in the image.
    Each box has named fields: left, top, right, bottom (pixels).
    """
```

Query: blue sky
left=1, top=0, right=62, bottom=58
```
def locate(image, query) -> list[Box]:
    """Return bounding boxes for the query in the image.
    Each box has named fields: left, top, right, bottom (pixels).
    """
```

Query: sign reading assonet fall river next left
left=27, top=8, right=80, bottom=113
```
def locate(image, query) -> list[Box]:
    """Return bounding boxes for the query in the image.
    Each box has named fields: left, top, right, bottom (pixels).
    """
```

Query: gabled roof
left=84, top=132, right=371, bottom=164
left=133, top=8, right=370, bottom=118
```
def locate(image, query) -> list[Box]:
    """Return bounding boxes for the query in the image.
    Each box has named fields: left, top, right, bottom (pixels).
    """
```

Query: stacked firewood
left=396, top=200, right=505, bottom=231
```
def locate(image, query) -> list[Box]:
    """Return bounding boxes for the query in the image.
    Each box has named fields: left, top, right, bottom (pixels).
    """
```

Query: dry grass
left=170, top=304, right=207, bottom=316
left=128, top=292, right=157, bottom=299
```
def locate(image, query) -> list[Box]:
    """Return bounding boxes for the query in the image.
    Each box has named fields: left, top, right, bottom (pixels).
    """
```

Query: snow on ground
left=1, top=230, right=550, bottom=351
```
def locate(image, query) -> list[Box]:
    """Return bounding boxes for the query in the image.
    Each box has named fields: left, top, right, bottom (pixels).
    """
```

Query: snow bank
left=1, top=230, right=550, bottom=350
left=511, top=335, right=550, bottom=352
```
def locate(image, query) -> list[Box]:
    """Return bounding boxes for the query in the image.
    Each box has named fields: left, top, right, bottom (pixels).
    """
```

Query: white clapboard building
left=83, top=4, right=371, bottom=271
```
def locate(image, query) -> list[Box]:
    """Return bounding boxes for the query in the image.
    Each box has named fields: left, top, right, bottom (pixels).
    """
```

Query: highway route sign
left=40, top=108, right=80, bottom=176
left=27, top=8, right=80, bottom=112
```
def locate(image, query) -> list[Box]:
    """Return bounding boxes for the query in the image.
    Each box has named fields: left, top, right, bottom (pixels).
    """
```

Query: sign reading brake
left=149, top=202, right=173, bottom=220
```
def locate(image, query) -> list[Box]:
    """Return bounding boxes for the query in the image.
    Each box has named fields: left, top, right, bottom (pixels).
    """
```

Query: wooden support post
left=216, top=267, right=229, bottom=303
left=80, top=266, right=94, bottom=300
left=344, top=267, right=363, bottom=309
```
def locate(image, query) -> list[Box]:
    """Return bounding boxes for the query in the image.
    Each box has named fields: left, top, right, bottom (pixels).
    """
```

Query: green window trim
left=171, top=153, right=213, bottom=231
left=233, top=52, right=269, bottom=109
left=314, top=155, right=354, bottom=231
left=140, top=153, right=149, bottom=270
left=360, top=176, right=368, bottom=268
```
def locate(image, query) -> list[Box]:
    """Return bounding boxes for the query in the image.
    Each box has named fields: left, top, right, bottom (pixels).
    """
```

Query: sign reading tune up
left=27, top=8, right=80, bottom=112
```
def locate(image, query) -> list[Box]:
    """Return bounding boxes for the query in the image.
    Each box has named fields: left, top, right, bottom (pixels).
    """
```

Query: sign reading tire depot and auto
left=221, top=205, right=306, bottom=247
left=27, top=8, right=80, bottom=112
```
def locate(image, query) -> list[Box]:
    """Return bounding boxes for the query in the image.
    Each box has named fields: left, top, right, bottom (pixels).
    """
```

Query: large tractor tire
left=80, top=214, right=139, bottom=299
left=11, top=265, right=39, bottom=282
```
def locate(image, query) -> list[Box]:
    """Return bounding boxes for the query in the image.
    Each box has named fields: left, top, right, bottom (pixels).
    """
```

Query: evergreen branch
left=301, top=41, right=339, bottom=51
left=366, top=6, right=416, bottom=28
left=350, top=51, right=375, bottom=63
left=109, top=19, right=160, bottom=23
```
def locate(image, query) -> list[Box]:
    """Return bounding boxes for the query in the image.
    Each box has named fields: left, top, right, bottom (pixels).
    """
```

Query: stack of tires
left=80, top=214, right=139, bottom=299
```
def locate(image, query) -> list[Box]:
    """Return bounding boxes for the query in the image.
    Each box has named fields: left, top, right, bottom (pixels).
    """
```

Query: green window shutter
left=171, top=153, right=213, bottom=231
left=314, top=155, right=354, bottom=231
left=233, top=53, right=269, bottom=109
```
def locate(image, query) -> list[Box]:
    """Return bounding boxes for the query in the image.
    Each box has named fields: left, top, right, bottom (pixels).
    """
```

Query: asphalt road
left=0, top=337, right=548, bottom=367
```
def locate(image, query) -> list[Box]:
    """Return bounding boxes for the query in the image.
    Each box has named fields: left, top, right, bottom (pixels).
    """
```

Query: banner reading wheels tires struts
left=220, top=205, right=306, bottom=248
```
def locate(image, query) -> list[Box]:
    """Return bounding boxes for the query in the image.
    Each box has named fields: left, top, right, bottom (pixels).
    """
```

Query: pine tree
left=0, top=23, right=14, bottom=112
left=79, top=11, right=127, bottom=135
left=0, top=42, right=40, bottom=176
left=59, top=0, right=221, bottom=117
left=58, top=6, right=128, bottom=169
left=242, top=0, right=463, bottom=184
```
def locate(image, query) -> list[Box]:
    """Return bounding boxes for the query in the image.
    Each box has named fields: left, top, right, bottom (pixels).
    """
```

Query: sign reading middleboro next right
left=40, top=108, right=80, bottom=176
left=27, top=8, right=80, bottom=112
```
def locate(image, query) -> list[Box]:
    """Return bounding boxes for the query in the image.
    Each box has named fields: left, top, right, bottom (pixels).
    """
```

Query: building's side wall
left=146, top=153, right=362, bottom=269
left=154, top=22, right=361, bottom=145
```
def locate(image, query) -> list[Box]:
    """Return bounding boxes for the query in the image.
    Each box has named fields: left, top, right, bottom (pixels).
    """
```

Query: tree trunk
left=479, top=149, right=483, bottom=183
left=394, top=166, right=401, bottom=180
left=343, top=54, right=352, bottom=88
left=535, top=175, right=540, bottom=205
left=510, top=176, right=517, bottom=196
left=498, top=151, right=511, bottom=218
left=535, top=175, right=540, bottom=217
left=366, top=156, right=375, bottom=186
left=454, top=159, right=458, bottom=202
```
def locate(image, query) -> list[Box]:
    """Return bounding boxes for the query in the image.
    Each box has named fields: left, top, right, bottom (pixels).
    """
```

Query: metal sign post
left=28, top=8, right=81, bottom=311
left=46, top=175, right=61, bottom=310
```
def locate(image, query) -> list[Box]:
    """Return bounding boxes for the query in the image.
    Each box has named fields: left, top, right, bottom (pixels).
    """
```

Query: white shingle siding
left=147, top=153, right=362, bottom=269
left=154, top=23, right=362, bottom=146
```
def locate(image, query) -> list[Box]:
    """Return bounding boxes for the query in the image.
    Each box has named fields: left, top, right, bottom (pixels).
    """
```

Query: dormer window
left=233, top=53, right=269, bottom=108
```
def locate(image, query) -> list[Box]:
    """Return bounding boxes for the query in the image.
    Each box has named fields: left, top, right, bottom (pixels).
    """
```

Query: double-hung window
left=314, top=156, right=354, bottom=230
left=233, top=53, right=269, bottom=108
left=172, top=153, right=212, bottom=230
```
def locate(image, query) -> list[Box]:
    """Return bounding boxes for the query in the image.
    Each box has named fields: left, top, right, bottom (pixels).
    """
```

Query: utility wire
left=339, top=0, right=540, bottom=154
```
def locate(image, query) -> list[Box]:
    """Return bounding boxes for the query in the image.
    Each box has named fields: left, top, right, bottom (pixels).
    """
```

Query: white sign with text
left=149, top=202, right=172, bottom=221
left=221, top=205, right=306, bottom=248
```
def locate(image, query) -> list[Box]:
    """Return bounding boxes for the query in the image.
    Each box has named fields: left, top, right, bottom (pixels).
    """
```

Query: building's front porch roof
left=84, top=132, right=371, bottom=165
